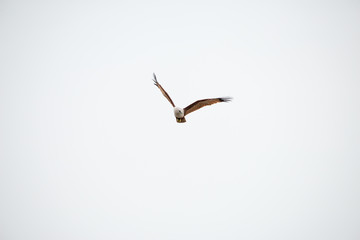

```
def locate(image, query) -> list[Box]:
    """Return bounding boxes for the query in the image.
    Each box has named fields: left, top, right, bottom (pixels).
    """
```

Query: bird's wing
left=184, top=97, right=232, bottom=116
left=153, top=73, right=175, bottom=107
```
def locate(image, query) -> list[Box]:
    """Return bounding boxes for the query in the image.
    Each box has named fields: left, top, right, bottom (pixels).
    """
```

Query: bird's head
left=173, top=107, right=184, bottom=118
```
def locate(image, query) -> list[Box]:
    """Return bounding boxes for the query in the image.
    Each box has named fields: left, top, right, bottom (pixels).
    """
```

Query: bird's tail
left=176, top=117, right=186, bottom=123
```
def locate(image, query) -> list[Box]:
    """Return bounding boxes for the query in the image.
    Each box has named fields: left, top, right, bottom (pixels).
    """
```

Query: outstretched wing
left=184, top=97, right=232, bottom=116
left=153, top=73, right=175, bottom=107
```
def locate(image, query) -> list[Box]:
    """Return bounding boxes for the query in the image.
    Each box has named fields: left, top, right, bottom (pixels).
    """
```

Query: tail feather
left=176, top=117, right=186, bottom=123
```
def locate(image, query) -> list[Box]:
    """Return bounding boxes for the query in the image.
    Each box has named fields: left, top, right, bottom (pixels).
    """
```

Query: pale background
left=1, top=1, right=359, bottom=239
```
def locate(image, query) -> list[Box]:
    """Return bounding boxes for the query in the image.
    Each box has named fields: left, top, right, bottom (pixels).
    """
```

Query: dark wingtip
left=219, top=97, right=233, bottom=102
left=152, top=73, right=158, bottom=84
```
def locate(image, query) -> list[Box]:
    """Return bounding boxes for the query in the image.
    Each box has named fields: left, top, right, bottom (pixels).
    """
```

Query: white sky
left=1, top=0, right=360, bottom=239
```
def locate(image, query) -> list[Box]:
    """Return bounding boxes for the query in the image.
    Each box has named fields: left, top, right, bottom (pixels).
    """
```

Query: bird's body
left=152, top=73, right=232, bottom=123
left=173, top=107, right=186, bottom=123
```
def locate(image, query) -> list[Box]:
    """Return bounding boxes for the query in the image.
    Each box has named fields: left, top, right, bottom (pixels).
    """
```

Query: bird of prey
left=152, top=73, right=232, bottom=123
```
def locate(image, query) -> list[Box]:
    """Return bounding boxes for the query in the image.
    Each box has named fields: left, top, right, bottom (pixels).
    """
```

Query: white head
left=173, top=107, right=184, bottom=118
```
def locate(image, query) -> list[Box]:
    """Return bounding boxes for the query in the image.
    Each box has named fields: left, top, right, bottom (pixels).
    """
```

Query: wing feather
left=153, top=73, right=175, bottom=107
left=184, top=97, right=232, bottom=116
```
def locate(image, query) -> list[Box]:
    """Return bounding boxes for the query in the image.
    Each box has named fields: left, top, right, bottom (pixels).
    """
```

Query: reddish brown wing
left=153, top=73, right=175, bottom=107
left=184, top=97, right=232, bottom=116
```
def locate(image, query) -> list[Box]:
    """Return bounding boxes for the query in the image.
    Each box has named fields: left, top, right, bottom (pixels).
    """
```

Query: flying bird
left=152, top=73, right=232, bottom=123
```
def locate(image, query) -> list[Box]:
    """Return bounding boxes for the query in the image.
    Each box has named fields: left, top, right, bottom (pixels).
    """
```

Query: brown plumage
left=152, top=73, right=232, bottom=123
left=184, top=97, right=232, bottom=116
left=152, top=73, right=175, bottom=107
